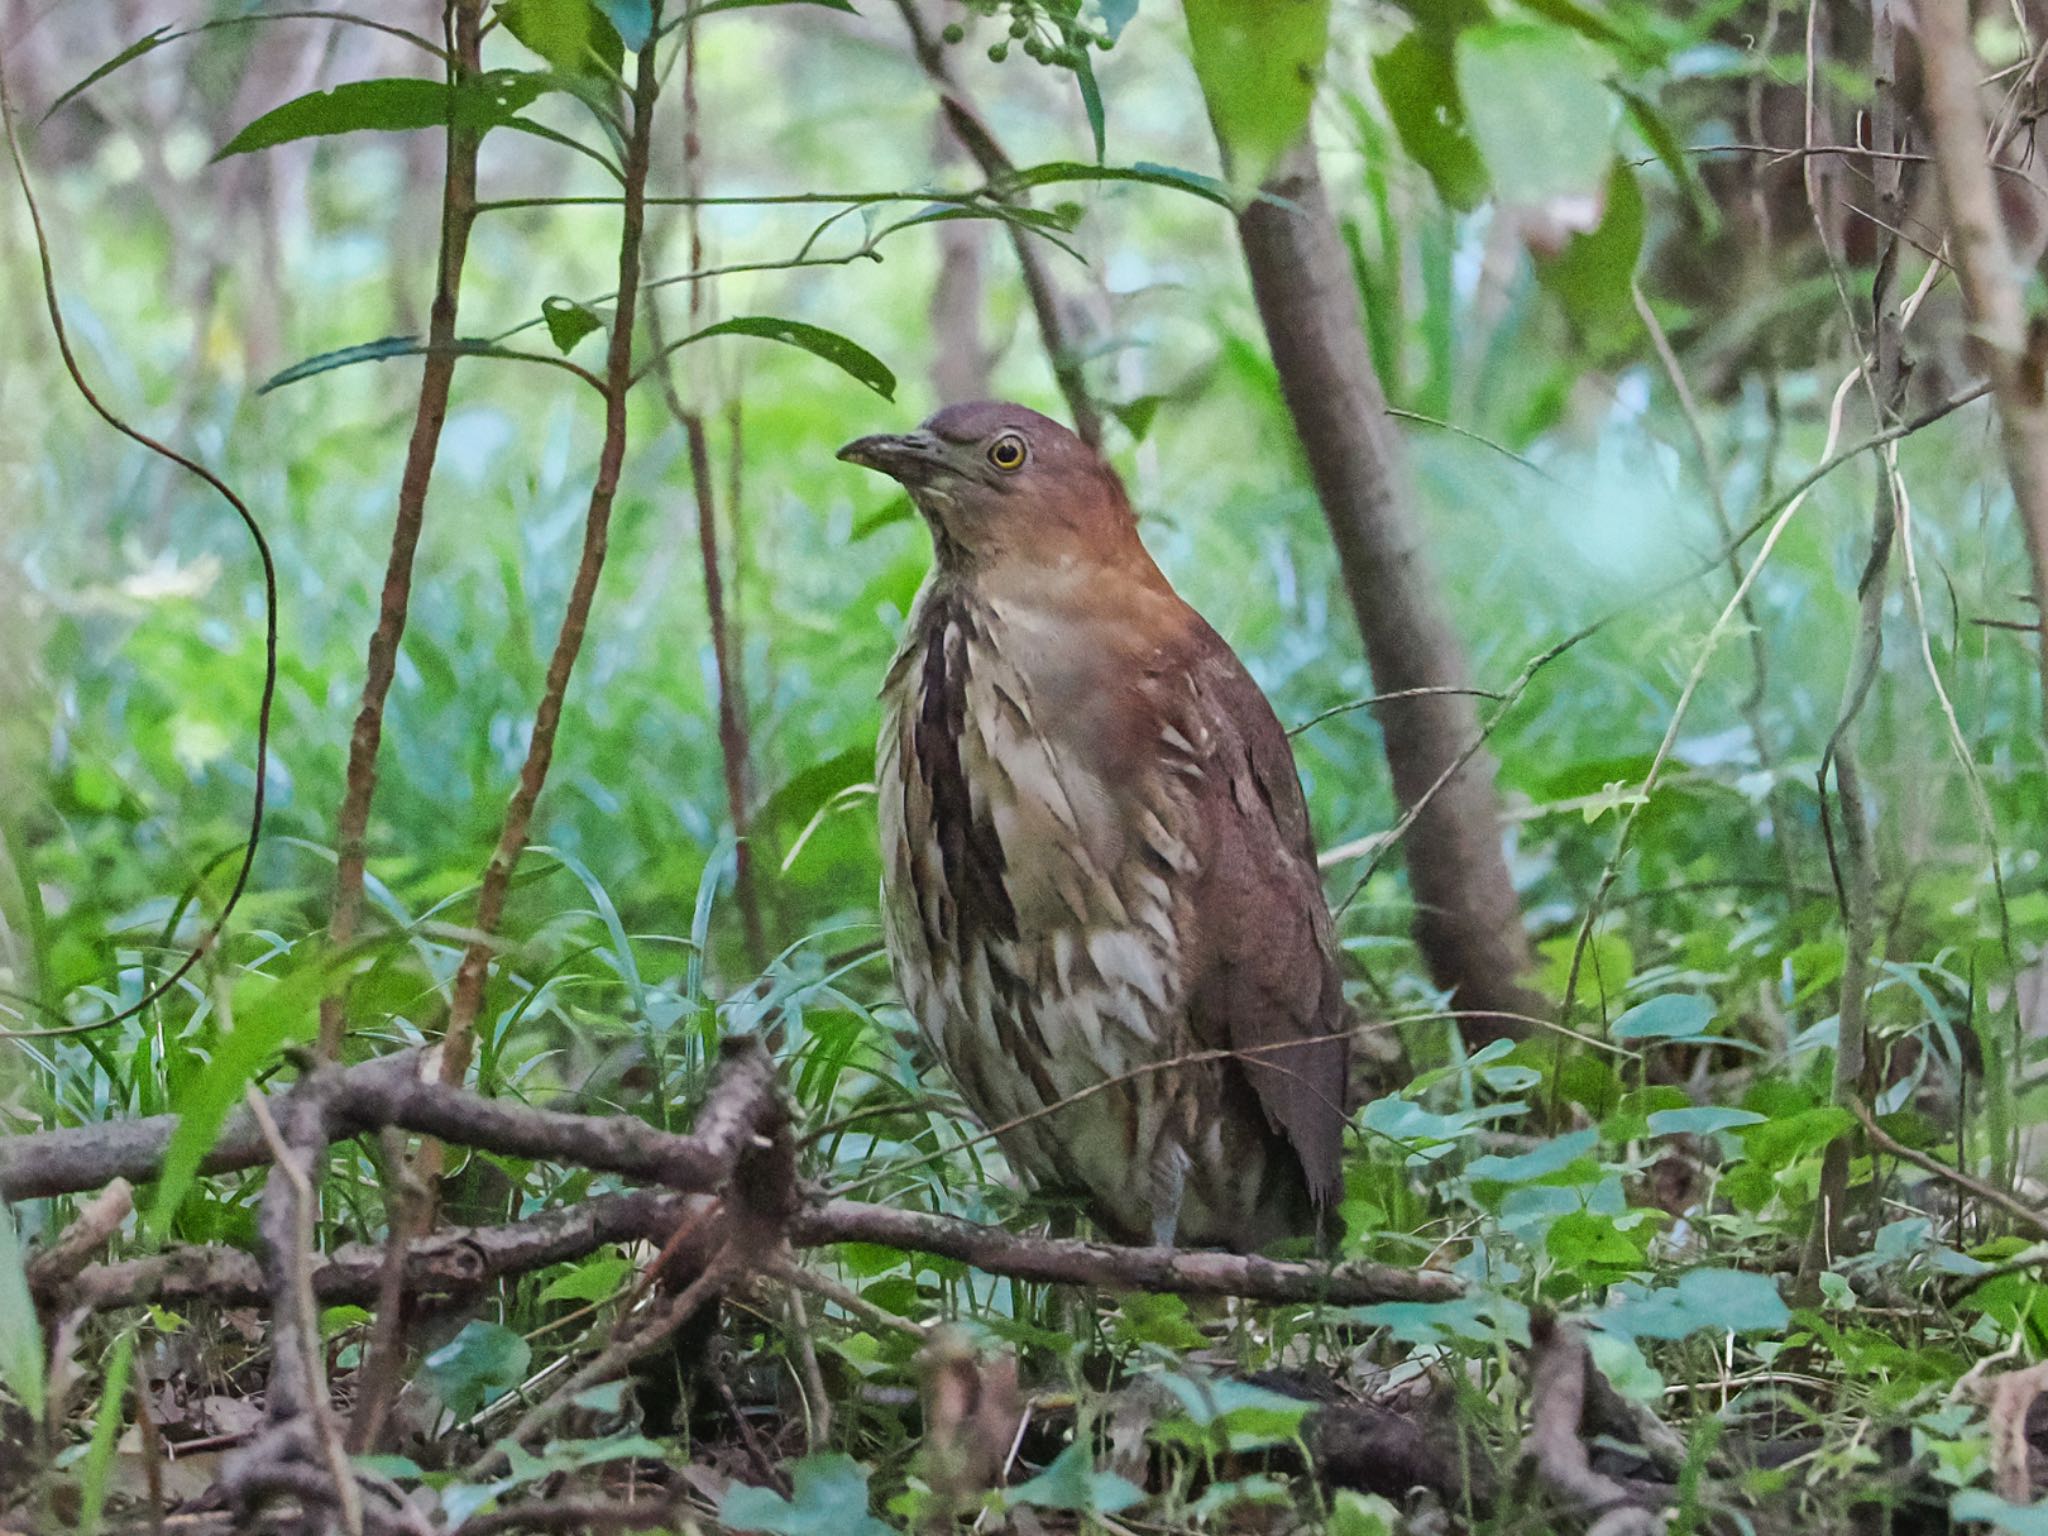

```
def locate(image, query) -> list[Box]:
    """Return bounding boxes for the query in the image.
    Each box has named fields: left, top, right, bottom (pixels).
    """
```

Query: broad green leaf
left=1546, top=1210, right=1646, bottom=1270
left=215, top=73, right=549, bottom=160
left=1372, top=32, right=1487, bottom=210
left=0, top=1199, right=44, bottom=1422
left=1467, top=1128, right=1598, bottom=1185
left=1328, top=1490, right=1401, bottom=1536
left=1610, top=991, right=1713, bottom=1042
left=1954, top=1490, right=2048, bottom=1535
left=1535, top=159, right=1643, bottom=355
left=1006, top=1441, right=1146, bottom=1515
left=1155, top=1373, right=1314, bottom=1451
left=1345, top=1294, right=1530, bottom=1348
left=498, top=0, right=625, bottom=79
left=423, top=1320, right=531, bottom=1419
left=682, top=317, right=896, bottom=399
left=537, top=1254, right=632, bottom=1305
left=1646, top=1106, right=1763, bottom=1136
left=722, top=1453, right=895, bottom=1536
left=1454, top=20, right=1616, bottom=203
left=1598, top=1268, right=1790, bottom=1341
left=542, top=297, right=605, bottom=354
left=1736, top=1106, right=1852, bottom=1172
left=1181, top=0, right=1331, bottom=199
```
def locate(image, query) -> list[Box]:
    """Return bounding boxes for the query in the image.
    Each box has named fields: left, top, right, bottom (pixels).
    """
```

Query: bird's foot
left=1149, top=1143, right=1190, bottom=1249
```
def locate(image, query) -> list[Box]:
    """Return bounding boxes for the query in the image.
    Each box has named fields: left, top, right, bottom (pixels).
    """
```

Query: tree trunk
left=1235, top=141, right=1536, bottom=1037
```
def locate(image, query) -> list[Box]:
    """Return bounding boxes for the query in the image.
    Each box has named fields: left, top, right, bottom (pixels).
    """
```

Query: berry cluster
left=937, top=2, right=1116, bottom=69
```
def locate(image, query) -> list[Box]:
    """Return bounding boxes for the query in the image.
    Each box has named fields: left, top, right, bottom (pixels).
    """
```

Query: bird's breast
left=877, top=585, right=1195, bottom=1127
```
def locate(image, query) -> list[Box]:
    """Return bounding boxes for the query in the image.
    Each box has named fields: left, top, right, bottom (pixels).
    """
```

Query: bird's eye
left=986, top=433, right=1027, bottom=472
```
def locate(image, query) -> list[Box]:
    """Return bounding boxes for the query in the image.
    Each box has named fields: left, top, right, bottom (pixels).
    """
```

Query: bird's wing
left=1162, top=623, right=1351, bottom=1209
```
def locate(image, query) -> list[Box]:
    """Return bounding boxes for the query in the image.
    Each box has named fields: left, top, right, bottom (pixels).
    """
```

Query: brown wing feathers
left=1181, top=633, right=1351, bottom=1209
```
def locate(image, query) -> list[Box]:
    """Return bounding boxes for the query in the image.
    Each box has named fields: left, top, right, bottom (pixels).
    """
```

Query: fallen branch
left=0, top=1036, right=781, bottom=1204
left=37, top=1187, right=1460, bottom=1318
left=790, top=1200, right=1461, bottom=1305
left=1522, top=1315, right=1671, bottom=1531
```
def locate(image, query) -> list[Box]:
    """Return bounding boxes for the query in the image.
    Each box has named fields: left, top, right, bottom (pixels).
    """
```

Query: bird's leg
left=1149, top=1142, right=1190, bottom=1248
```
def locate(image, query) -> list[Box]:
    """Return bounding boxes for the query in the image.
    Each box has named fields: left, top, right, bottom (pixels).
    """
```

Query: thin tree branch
left=890, top=0, right=1102, bottom=443
left=440, top=32, right=665, bottom=1089
left=1920, top=0, right=2048, bottom=718
left=322, top=0, right=486, bottom=1053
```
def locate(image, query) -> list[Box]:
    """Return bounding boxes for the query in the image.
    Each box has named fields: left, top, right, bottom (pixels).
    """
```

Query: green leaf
left=1371, top=32, right=1487, bottom=211
left=1003, top=159, right=1233, bottom=207
left=541, top=297, right=606, bottom=354
left=1599, top=1268, right=1790, bottom=1341
left=1075, top=49, right=1107, bottom=163
left=0, top=1199, right=44, bottom=1423
left=215, top=73, right=550, bottom=160
left=1454, top=20, right=1616, bottom=202
left=260, top=336, right=422, bottom=393
left=43, top=26, right=177, bottom=122
left=1736, top=1106, right=1852, bottom=1172
left=1646, top=1106, right=1763, bottom=1136
left=1618, top=85, right=1717, bottom=233
left=1181, top=0, right=1331, bottom=199
left=1535, top=159, right=1643, bottom=356
left=1111, top=395, right=1163, bottom=441
left=423, top=1320, right=532, bottom=1419
left=1546, top=1210, right=1646, bottom=1270
left=593, top=0, right=654, bottom=48
left=1156, top=1373, right=1315, bottom=1451
left=1328, top=1489, right=1401, bottom=1536
left=77, top=1333, right=133, bottom=1536
left=682, top=317, right=895, bottom=399
left=499, top=0, right=626, bottom=79
left=1006, top=1441, right=1146, bottom=1515
left=1954, top=1489, right=2048, bottom=1535
left=1609, top=991, right=1713, bottom=1042
left=148, top=958, right=326, bottom=1239
left=722, top=1453, right=896, bottom=1536
left=537, top=1254, right=632, bottom=1305
left=692, top=0, right=859, bottom=14
left=1348, top=1294, right=1531, bottom=1348
left=1467, top=1129, right=1598, bottom=1185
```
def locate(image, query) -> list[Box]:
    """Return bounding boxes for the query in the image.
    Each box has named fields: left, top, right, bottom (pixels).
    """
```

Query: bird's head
left=838, top=401, right=1139, bottom=572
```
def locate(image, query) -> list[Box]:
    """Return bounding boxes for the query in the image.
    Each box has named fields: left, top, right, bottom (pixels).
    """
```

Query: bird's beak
left=837, top=429, right=946, bottom=484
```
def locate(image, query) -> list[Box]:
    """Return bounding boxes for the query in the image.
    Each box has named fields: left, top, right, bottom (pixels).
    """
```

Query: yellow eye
left=987, top=433, right=1027, bottom=471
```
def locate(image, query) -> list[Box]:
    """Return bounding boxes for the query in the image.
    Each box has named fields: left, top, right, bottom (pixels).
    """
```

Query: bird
left=840, top=401, right=1352, bottom=1253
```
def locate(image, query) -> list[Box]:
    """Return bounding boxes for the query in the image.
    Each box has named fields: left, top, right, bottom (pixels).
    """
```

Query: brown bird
left=840, top=402, right=1350, bottom=1252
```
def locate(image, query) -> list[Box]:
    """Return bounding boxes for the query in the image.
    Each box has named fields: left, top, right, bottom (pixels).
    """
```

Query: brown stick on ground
left=320, top=0, right=488, bottom=1061
left=220, top=1074, right=429, bottom=1536
left=890, top=0, right=1101, bottom=445
left=1918, top=0, right=2048, bottom=719
left=1522, top=1315, right=1671, bottom=1532
left=1234, top=140, right=1536, bottom=1036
